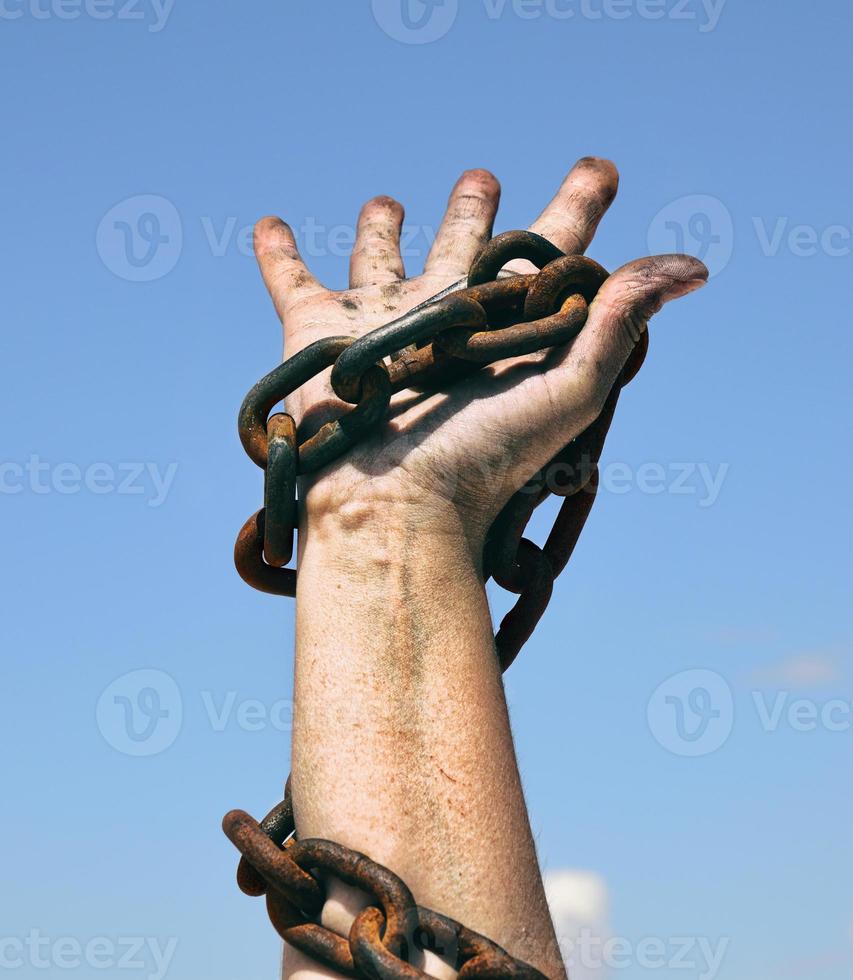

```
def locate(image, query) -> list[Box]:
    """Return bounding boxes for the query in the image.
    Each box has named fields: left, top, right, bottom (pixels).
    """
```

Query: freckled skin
left=251, top=161, right=708, bottom=980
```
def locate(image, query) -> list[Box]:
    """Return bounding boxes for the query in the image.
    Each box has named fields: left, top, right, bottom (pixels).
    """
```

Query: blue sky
left=2, top=2, right=851, bottom=978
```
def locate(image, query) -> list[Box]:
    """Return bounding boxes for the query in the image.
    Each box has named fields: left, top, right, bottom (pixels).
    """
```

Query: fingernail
left=657, top=255, right=709, bottom=302
left=663, top=275, right=708, bottom=302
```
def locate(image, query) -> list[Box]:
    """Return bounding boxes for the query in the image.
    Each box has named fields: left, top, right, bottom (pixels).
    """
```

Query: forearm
left=287, top=502, right=564, bottom=978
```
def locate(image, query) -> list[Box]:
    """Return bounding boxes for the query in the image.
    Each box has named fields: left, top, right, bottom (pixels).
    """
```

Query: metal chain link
left=224, top=785, right=547, bottom=980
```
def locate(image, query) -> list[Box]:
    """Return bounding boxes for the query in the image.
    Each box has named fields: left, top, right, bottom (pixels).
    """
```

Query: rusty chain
left=227, top=230, right=649, bottom=977
left=224, top=784, right=547, bottom=980
left=234, top=229, right=647, bottom=669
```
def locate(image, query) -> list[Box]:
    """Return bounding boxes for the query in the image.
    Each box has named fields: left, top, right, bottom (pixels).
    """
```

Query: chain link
left=224, top=785, right=547, bottom=980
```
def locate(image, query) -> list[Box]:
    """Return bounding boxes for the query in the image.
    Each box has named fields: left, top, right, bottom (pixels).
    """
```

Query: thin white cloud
left=544, top=870, right=610, bottom=980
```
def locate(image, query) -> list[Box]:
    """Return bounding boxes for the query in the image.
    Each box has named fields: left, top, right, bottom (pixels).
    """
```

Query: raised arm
left=247, top=160, right=707, bottom=979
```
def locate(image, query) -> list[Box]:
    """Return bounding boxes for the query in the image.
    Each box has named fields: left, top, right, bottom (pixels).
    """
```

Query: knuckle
left=447, top=192, right=495, bottom=225
left=356, top=228, right=398, bottom=251
left=565, top=186, right=608, bottom=230
left=532, top=219, right=583, bottom=255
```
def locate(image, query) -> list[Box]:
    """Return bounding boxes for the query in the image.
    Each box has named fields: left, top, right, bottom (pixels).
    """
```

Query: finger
left=424, top=169, right=501, bottom=278
left=555, top=254, right=709, bottom=415
left=254, top=216, right=323, bottom=318
left=528, top=157, right=620, bottom=256
left=349, top=196, right=406, bottom=289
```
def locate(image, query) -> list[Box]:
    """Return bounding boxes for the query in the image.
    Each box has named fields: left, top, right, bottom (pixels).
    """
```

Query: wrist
left=297, top=477, right=486, bottom=583
left=297, top=510, right=484, bottom=597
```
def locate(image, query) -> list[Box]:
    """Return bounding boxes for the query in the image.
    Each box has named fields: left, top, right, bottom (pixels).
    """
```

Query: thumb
left=558, top=253, right=709, bottom=415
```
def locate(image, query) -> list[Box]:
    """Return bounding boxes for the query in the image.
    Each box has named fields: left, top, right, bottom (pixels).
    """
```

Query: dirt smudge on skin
left=292, top=272, right=314, bottom=290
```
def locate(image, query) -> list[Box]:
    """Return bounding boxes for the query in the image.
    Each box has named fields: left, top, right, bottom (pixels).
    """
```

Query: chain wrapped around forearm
left=233, top=230, right=648, bottom=670
left=224, top=784, right=548, bottom=980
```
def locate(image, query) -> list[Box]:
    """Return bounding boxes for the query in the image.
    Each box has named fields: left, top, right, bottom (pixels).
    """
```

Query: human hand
left=252, top=158, right=708, bottom=552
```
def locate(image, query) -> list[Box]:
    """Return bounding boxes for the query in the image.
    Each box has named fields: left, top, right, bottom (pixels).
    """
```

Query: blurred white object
left=545, top=871, right=611, bottom=980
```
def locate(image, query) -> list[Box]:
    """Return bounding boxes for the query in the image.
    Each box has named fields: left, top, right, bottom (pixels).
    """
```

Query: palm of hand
left=254, top=161, right=707, bottom=537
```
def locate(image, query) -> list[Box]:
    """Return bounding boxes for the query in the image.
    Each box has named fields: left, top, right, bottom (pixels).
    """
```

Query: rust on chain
left=544, top=469, right=600, bottom=578
left=234, top=510, right=296, bottom=597
left=240, top=336, right=350, bottom=469
left=522, top=254, right=608, bottom=318
left=222, top=808, right=324, bottom=915
left=224, top=786, right=547, bottom=980
left=494, top=540, right=555, bottom=672
left=263, top=413, right=297, bottom=567
left=433, top=255, right=609, bottom=363
left=434, top=293, right=586, bottom=362
left=465, top=274, right=534, bottom=317
left=330, top=294, right=487, bottom=403
left=239, top=335, right=393, bottom=475
left=236, top=783, right=295, bottom=896
left=486, top=490, right=544, bottom=595
left=467, top=230, right=564, bottom=286
left=291, top=839, right=421, bottom=965
left=299, top=363, right=392, bottom=473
